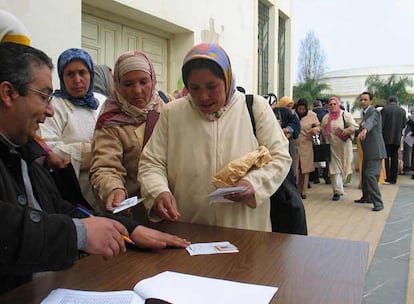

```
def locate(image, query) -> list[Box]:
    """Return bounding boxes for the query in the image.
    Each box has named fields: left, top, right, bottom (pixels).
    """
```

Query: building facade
left=1, top=0, right=293, bottom=96
left=319, top=66, right=414, bottom=118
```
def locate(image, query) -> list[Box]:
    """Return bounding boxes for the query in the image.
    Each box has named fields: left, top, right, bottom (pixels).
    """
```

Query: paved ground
left=303, top=172, right=414, bottom=304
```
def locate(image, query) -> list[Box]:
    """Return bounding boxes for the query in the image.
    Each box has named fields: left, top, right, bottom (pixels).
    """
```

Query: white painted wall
left=1, top=0, right=292, bottom=95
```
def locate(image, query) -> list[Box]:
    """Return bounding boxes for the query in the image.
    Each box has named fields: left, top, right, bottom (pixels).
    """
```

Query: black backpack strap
left=158, top=90, right=170, bottom=104
left=245, top=94, right=256, bottom=136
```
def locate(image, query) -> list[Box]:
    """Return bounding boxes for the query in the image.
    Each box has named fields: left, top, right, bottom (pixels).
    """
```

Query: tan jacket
left=90, top=123, right=145, bottom=209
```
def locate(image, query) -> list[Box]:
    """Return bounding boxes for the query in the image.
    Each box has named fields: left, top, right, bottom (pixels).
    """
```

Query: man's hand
left=282, top=128, right=292, bottom=139
left=154, top=191, right=180, bottom=221
left=130, top=225, right=190, bottom=249
left=81, top=217, right=128, bottom=258
left=46, top=151, right=70, bottom=169
left=358, top=128, right=368, bottom=141
left=105, top=188, right=126, bottom=211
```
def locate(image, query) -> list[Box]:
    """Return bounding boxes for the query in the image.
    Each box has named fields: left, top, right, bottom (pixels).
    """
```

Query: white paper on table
left=112, top=196, right=145, bottom=214
left=134, top=271, right=278, bottom=304
left=186, top=241, right=239, bottom=256
left=209, top=186, right=247, bottom=203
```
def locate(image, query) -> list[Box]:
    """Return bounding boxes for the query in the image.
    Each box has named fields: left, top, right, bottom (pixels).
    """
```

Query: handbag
left=246, top=94, right=307, bottom=235
left=334, top=113, right=351, bottom=142
left=270, top=179, right=307, bottom=235
left=313, top=143, right=331, bottom=162
left=312, top=134, right=330, bottom=162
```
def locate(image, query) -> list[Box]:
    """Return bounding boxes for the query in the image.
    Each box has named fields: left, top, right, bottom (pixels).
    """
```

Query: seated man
left=0, top=42, right=190, bottom=293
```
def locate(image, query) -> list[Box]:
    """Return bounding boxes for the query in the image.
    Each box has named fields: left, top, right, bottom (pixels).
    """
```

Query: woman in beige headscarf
left=90, top=50, right=165, bottom=212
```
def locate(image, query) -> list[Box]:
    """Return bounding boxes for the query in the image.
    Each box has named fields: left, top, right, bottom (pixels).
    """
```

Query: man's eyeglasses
left=27, top=87, right=53, bottom=104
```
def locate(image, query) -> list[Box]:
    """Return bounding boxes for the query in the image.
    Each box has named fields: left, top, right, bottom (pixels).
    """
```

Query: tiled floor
left=303, top=172, right=414, bottom=304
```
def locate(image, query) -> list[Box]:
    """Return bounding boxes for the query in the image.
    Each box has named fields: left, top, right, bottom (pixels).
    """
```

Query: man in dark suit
left=381, top=96, right=407, bottom=184
left=354, top=92, right=387, bottom=211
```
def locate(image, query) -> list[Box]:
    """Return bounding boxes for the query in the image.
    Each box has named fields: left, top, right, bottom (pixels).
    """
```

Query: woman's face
left=296, top=105, right=307, bottom=116
left=62, top=60, right=91, bottom=98
left=119, top=70, right=153, bottom=108
left=328, top=99, right=339, bottom=112
left=186, top=68, right=227, bottom=114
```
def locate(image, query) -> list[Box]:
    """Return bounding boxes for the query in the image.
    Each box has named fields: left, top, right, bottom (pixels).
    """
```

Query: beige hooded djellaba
left=138, top=91, right=291, bottom=232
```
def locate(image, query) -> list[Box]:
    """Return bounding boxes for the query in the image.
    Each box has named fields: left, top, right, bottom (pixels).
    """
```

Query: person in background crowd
left=93, top=64, right=113, bottom=97
left=354, top=92, right=386, bottom=211
left=39, top=48, right=106, bottom=210
left=0, top=42, right=190, bottom=294
left=275, top=95, right=298, bottom=181
left=405, top=109, right=414, bottom=179
left=321, top=97, right=358, bottom=201
left=138, top=43, right=291, bottom=232
left=294, top=98, right=320, bottom=199
left=381, top=96, right=407, bottom=184
left=90, top=51, right=165, bottom=214
left=311, top=98, right=330, bottom=185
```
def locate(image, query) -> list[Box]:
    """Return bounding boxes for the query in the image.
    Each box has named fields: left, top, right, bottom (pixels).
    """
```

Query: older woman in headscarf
left=138, top=43, right=291, bottom=232
left=295, top=98, right=320, bottom=199
left=39, top=48, right=106, bottom=210
left=321, top=97, right=358, bottom=201
left=90, top=51, right=165, bottom=213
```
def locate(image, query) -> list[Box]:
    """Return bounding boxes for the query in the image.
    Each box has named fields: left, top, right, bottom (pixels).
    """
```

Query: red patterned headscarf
left=325, top=96, right=342, bottom=136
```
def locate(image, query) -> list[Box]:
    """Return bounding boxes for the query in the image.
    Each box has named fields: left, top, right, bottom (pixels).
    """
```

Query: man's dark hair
left=360, top=91, right=373, bottom=100
left=387, top=96, right=398, bottom=104
left=182, top=58, right=224, bottom=88
left=0, top=42, right=53, bottom=96
left=313, top=99, right=322, bottom=108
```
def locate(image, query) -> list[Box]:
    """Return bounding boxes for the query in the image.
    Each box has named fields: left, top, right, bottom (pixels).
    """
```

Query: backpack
left=245, top=94, right=308, bottom=235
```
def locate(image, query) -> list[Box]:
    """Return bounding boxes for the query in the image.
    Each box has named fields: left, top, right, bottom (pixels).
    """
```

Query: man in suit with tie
left=354, top=92, right=387, bottom=211
left=381, top=96, right=407, bottom=184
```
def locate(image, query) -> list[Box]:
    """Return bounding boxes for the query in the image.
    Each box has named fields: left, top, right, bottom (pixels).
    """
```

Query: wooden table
left=0, top=222, right=368, bottom=304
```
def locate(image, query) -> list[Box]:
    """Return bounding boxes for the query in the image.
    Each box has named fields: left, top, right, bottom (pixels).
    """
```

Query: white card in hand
left=112, top=196, right=144, bottom=214
left=208, top=186, right=247, bottom=203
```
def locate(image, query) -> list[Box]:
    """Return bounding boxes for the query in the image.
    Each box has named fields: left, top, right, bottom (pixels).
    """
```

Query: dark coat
left=273, top=107, right=301, bottom=139
left=357, top=106, right=387, bottom=160
left=381, top=104, right=407, bottom=145
left=0, top=137, right=138, bottom=293
left=313, top=106, right=329, bottom=123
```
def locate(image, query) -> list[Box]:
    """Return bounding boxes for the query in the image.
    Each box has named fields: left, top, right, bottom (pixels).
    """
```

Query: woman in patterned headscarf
left=90, top=50, right=165, bottom=212
left=138, top=43, right=291, bottom=232
left=40, top=48, right=106, bottom=210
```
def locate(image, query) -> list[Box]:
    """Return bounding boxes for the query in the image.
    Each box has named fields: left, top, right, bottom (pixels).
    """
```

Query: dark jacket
left=313, top=106, right=329, bottom=123
left=0, top=137, right=138, bottom=293
left=381, top=104, right=407, bottom=145
left=273, top=107, right=301, bottom=139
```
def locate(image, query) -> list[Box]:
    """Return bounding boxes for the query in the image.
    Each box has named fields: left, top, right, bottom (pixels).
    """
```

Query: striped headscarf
left=95, top=50, right=161, bottom=129
left=0, top=10, right=30, bottom=46
left=182, top=43, right=236, bottom=105
left=54, top=48, right=99, bottom=110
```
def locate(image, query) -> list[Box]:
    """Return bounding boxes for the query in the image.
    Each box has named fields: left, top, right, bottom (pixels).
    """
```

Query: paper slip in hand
left=112, top=196, right=145, bottom=214
left=209, top=186, right=247, bottom=204
left=186, top=241, right=239, bottom=256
